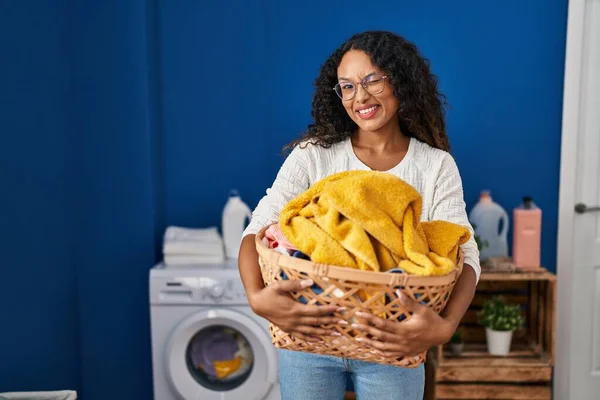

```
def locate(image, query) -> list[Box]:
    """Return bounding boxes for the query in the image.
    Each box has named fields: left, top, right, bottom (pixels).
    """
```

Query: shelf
left=479, top=270, right=556, bottom=282
left=435, top=384, right=552, bottom=399
left=439, top=343, right=552, bottom=368
left=428, top=271, right=556, bottom=400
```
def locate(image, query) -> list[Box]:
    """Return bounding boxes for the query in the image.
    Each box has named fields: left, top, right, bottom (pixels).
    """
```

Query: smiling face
left=336, top=50, right=401, bottom=134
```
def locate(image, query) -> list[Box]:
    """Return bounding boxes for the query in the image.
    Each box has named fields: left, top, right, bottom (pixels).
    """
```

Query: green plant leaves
left=476, top=296, right=524, bottom=331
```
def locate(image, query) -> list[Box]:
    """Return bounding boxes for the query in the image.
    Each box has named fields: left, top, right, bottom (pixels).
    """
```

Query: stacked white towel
left=163, top=226, right=225, bottom=265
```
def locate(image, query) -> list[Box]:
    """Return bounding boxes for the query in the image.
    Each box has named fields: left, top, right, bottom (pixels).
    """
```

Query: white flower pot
left=485, top=328, right=513, bottom=356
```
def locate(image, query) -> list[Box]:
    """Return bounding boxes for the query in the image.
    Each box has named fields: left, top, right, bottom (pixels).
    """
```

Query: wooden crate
left=429, top=268, right=556, bottom=400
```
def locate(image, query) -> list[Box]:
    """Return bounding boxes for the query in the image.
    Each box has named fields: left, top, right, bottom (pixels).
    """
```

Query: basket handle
left=311, top=263, right=330, bottom=277
left=388, top=272, right=409, bottom=287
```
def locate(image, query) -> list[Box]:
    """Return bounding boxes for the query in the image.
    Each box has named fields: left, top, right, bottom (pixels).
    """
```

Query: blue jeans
left=277, top=349, right=424, bottom=400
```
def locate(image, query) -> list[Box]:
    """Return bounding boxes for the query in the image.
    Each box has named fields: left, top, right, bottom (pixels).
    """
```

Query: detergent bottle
left=222, top=190, right=252, bottom=259
left=469, top=190, right=509, bottom=261
left=512, top=196, right=542, bottom=268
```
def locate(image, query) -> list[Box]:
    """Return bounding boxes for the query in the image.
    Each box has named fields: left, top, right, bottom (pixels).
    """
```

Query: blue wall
left=0, top=0, right=81, bottom=392
left=158, top=0, right=270, bottom=227
left=69, top=1, right=158, bottom=399
left=0, top=0, right=567, bottom=398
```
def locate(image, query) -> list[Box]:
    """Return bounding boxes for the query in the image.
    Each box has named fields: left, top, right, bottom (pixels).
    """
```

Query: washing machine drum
left=165, top=308, right=277, bottom=400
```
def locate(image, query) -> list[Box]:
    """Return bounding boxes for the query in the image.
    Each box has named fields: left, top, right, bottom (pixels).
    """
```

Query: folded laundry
left=164, top=254, right=226, bottom=265
left=164, top=226, right=223, bottom=242
left=163, top=242, right=225, bottom=256
left=163, top=225, right=225, bottom=265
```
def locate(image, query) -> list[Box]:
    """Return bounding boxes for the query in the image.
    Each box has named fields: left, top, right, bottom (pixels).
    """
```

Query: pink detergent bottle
left=512, top=196, right=542, bottom=269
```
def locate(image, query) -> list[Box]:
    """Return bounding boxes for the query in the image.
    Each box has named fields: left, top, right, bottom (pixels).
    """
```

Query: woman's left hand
left=350, top=291, right=457, bottom=357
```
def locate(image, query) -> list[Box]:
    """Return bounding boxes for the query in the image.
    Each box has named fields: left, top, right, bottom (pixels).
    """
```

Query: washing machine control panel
left=198, top=277, right=248, bottom=304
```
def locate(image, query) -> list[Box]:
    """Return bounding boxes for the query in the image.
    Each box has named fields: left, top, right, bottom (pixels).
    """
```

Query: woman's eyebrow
left=338, top=71, right=378, bottom=81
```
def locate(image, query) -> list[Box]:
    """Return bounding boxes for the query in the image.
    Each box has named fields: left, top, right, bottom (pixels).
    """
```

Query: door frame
left=555, top=0, right=591, bottom=398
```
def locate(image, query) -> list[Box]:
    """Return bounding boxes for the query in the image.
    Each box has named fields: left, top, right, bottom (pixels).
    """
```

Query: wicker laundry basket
left=255, top=225, right=464, bottom=368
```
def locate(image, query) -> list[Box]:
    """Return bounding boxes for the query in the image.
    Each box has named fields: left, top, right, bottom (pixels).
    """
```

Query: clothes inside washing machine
left=186, top=325, right=254, bottom=391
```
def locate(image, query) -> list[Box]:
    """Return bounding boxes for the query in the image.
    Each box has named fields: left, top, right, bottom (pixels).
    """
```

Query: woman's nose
left=354, top=84, right=370, bottom=103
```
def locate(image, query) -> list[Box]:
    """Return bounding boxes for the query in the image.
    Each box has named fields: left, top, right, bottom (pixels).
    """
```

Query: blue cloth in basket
left=280, top=250, right=323, bottom=304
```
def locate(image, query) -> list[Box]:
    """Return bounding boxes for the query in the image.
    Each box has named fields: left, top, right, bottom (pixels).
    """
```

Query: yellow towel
left=279, top=170, right=470, bottom=276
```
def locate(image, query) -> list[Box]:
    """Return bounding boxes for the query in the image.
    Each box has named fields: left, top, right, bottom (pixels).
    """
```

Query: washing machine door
left=165, top=308, right=277, bottom=400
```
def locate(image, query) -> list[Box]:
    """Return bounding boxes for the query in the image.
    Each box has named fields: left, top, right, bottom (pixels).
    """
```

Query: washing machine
left=150, top=262, right=280, bottom=400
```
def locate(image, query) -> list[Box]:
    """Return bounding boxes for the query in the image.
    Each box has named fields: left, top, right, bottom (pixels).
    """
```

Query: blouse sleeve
left=430, top=153, right=481, bottom=283
left=242, top=145, right=311, bottom=237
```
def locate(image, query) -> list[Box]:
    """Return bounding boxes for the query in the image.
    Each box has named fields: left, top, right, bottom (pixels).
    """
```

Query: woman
left=238, top=30, right=479, bottom=399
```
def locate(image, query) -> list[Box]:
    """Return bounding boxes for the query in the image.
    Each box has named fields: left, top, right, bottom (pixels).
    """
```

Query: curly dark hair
left=285, top=30, right=450, bottom=152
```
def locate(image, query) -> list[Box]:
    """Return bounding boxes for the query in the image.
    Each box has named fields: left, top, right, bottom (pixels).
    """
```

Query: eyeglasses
left=333, top=73, right=388, bottom=101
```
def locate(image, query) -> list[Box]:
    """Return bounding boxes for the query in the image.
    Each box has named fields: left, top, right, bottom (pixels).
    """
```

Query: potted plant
left=450, top=331, right=463, bottom=356
left=476, top=296, right=524, bottom=356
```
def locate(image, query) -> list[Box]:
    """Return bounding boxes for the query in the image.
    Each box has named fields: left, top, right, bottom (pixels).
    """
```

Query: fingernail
left=300, top=279, right=313, bottom=288
left=337, top=307, right=346, bottom=312
left=351, top=323, right=362, bottom=329
left=331, top=332, right=342, bottom=336
left=338, top=320, right=348, bottom=326
left=396, top=289, right=402, bottom=298
left=355, top=337, right=364, bottom=341
left=355, top=311, right=367, bottom=317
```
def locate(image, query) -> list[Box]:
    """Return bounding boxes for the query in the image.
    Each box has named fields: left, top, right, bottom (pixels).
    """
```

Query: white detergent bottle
left=222, top=190, right=252, bottom=259
left=468, top=190, right=509, bottom=261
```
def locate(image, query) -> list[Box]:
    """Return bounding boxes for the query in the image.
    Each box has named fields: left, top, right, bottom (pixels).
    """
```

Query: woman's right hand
left=249, top=278, right=343, bottom=342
